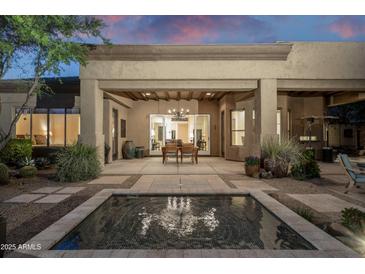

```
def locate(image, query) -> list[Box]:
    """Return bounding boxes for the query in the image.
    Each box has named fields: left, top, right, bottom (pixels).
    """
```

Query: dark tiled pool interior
left=53, top=195, right=315, bottom=250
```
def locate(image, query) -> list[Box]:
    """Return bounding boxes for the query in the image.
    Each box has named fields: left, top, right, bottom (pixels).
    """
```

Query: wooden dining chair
left=162, top=143, right=179, bottom=164
left=180, top=143, right=196, bottom=164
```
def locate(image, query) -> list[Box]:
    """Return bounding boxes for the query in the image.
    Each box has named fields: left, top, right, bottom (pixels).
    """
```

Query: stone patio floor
left=102, top=157, right=244, bottom=175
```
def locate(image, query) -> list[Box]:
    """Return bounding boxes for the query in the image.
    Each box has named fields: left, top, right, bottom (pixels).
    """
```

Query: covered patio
left=102, top=156, right=244, bottom=175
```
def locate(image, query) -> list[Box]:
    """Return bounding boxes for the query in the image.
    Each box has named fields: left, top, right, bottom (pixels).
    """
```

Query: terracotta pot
left=245, top=164, right=260, bottom=177
left=122, top=140, right=136, bottom=159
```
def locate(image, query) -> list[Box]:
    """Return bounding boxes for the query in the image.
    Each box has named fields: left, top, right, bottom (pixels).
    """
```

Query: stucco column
left=255, top=79, right=278, bottom=145
left=80, top=80, right=105, bottom=165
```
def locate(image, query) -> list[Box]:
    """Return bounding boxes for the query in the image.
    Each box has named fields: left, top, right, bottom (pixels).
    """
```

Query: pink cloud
left=328, top=17, right=365, bottom=38
left=94, top=16, right=274, bottom=44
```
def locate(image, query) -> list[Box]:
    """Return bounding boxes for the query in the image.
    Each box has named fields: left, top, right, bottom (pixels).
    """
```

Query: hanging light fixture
left=168, top=101, right=189, bottom=121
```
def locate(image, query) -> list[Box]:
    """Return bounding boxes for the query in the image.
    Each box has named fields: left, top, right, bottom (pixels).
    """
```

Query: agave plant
left=19, top=157, right=35, bottom=168
left=261, top=136, right=302, bottom=177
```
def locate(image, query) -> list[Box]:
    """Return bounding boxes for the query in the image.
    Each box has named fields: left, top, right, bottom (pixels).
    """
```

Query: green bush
left=341, top=207, right=365, bottom=234
left=56, top=143, right=101, bottom=182
left=0, top=139, right=32, bottom=166
left=0, top=163, right=10, bottom=185
left=19, top=165, right=37, bottom=178
left=295, top=207, right=314, bottom=222
left=291, top=150, right=320, bottom=180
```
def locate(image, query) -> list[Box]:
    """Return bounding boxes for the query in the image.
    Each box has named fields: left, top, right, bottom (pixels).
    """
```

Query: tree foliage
left=0, top=16, right=109, bottom=147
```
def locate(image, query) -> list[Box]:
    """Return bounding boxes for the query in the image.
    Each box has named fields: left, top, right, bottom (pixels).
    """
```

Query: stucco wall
left=81, top=43, right=365, bottom=81
left=0, top=93, right=37, bottom=137
left=220, top=94, right=326, bottom=161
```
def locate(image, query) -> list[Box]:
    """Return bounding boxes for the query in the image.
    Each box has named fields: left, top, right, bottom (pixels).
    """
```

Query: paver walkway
left=288, top=193, right=365, bottom=213
left=35, top=194, right=71, bottom=204
left=88, top=176, right=130, bottom=185
left=132, top=174, right=232, bottom=192
left=4, top=194, right=45, bottom=203
left=3, top=186, right=86, bottom=204
left=230, top=179, right=278, bottom=191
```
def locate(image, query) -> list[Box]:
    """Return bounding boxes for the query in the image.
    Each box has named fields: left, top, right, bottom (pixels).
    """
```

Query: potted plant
left=245, top=156, right=260, bottom=177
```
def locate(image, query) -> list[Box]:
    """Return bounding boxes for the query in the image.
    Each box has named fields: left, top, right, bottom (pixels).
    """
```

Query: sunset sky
left=5, top=15, right=365, bottom=79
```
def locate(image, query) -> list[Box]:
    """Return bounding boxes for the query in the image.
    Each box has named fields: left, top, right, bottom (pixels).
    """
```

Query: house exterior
left=1, top=42, right=365, bottom=164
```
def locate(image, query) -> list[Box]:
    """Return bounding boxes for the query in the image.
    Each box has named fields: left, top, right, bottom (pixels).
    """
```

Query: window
left=15, top=108, right=31, bottom=140
left=231, top=110, right=245, bottom=146
left=49, top=109, right=65, bottom=146
left=15, top=108, right=80, bottom=146
left=32, top=109, right=48, bottom=146
left=66, top=109, right=80, bottom=145
left=277, top=109, right=281, bottom=140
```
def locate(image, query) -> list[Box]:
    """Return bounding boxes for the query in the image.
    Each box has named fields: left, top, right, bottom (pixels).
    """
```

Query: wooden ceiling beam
left=198, top=92, right=206, bottom=101
left=165, top=91, right=170, bottom=101
left=128, top=92, right=139, bottom=101
left=187, top=91, right=193, bottom=101
left=177, top=91, right=181, bottom=101
left=152, top=91, right=159, bottom=101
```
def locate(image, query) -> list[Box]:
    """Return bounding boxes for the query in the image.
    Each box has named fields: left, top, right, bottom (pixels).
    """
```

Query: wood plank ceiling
left=107, top=90, right=229, bottom=101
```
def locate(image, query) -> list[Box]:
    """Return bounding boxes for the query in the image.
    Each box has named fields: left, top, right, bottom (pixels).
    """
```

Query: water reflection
left=139, top=197, right=219, bottom=237
left=53, top=195, right=315, bottom=250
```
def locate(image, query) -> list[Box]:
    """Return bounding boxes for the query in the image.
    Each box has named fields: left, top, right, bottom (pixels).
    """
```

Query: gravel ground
left=0, top=172, right=141, bottom=252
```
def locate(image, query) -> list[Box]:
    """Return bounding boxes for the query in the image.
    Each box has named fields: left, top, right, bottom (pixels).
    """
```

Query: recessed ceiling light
left=206, top=92, right=212, bottom=96
left=145, top=92, right=151, bottom=96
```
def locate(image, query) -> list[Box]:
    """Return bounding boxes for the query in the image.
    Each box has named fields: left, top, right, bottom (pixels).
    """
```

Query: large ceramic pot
left=245, top=164, right=260, bottom=177
left=122, top=140, right=136, bottom=159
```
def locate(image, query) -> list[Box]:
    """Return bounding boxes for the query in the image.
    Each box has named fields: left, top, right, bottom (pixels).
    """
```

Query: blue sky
left=5, top=15, right=365, bottom=79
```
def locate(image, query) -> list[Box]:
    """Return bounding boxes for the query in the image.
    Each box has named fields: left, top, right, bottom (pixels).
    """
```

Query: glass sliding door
left=150, top=114, right=165, bottom=155
left=194, top=114, right=210, bottom=155
left=149, top=114, right=210, bottom=155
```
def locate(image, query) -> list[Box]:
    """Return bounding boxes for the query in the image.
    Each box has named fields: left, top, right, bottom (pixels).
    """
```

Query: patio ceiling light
left=206, top=92, right=212, bottom=96
left=145, top=92, right=151, bottom=96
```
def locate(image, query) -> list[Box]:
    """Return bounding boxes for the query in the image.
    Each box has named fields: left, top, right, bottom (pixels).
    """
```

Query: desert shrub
left=0, top=163, right=10, bottom=185
left=341, top=207, right=365, bottom=234
left=19, top=166, right=37, bottom=178
left=56, top=143, right=101, bottom=182
left=245, top=156, right=260, bottom=166
left=295, top=207, right=314, bottom=222
left=32, top=146, right=64, bottom=164
left=261, top=136, right=302, bottom=177
left=34, top=157, right=51, bottom=169
left=0, top=139, right=32, bottom=166
left=18, top=157, right=35, bottom=168
left=291, top=150, right=320, bottom=180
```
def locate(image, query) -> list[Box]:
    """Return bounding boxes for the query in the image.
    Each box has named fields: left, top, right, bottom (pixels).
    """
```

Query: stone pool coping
left=15, top=188, right=360, bottom=258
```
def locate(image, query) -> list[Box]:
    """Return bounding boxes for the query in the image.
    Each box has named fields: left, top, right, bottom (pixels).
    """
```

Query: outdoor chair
left=180, top=143, right=198, bottom=164
left=338, top=153, right=365, bottom=193
left=162, top=143, right=178, bottom=164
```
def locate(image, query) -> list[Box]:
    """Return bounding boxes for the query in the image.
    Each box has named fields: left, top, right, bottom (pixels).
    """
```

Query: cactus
left=19, top=165, right=37, bottom=178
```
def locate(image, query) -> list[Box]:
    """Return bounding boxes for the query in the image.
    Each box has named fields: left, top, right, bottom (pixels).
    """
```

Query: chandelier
left=168, top=107, right=190, bottom=121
